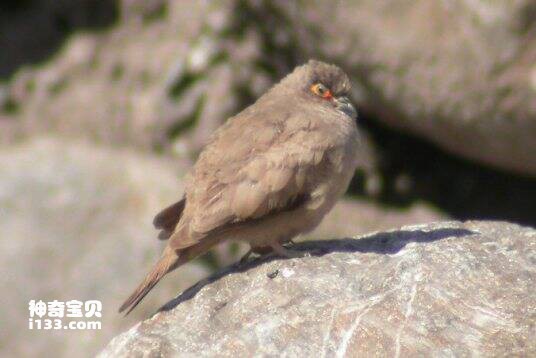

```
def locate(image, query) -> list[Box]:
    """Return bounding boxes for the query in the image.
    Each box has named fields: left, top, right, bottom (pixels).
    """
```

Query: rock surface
left=279, top=0, right=536, bottom=175
left=0, top=138, right=210, bottom=357
left=100, top=221, right=536, bottom=357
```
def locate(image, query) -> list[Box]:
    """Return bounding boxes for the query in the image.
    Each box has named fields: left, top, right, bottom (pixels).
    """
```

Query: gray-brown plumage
left=119, top=60, right=359, bottom=314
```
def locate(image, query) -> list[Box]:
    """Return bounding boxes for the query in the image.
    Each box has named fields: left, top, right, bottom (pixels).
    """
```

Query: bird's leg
left=286, top=239, right=297, bottom=247
left=239, top=249, right=253, bottom=264
left=239, top=246, right=270, bottom=263
left=269, top=241, right=306, bottom=258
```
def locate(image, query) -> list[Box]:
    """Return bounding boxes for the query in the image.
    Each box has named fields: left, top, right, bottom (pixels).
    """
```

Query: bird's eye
left=310, top=83, right=332, bottom=99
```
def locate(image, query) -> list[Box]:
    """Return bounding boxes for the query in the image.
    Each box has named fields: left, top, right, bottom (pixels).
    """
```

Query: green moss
left=25, top=79, right=36, bottom=93
left=111, top=63, right=124, bottom=80
left=209, top=51, right=229, bottom=67
left=142, top=2, right=168, bottom=23
left=167, top=96, right=205, bottom=139
left=2, top=97, right=19, bottom=114
left=168, top=72, right=201, bottom=99
left=49, top=78, right=67, bottom=94
left=139, top=70, right=151, bottom=86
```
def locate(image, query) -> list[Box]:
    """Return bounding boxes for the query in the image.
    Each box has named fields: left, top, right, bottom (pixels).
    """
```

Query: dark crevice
left=168, top=72, right=202, bottom=99
left=1, top=97, right=20, bottom=114
left=228, top=0, right=304, bottom=80
left=353, top=112, right=536, bottom=227
left=0, top=0, right=119, bottom=80
left=142, top=2, right=168, bottom=24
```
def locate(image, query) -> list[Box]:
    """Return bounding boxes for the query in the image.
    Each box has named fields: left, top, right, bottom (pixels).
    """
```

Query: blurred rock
left=0, top=0, right=244, bottom=154
left=0, top=137, right=210, bottom=357
left=0, top=1, right=382, bottom=165
left=99, top=221, right=536, bottom=357
left=273, top=0, right=536, bottom=175
left=2, top=0, right=535, bottom=176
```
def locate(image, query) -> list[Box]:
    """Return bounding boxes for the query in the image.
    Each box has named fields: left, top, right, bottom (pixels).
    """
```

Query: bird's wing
left=153, top=197, right=186, bottom=240
left=168, top=106, right=334, bottom=250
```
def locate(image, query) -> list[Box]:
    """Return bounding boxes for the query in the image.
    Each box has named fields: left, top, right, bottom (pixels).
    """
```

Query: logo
left=28, top=300, right=102, bottom=330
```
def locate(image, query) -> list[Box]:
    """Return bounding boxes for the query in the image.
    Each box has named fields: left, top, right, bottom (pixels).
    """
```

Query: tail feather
left=119, top=247, right=179, bottom=315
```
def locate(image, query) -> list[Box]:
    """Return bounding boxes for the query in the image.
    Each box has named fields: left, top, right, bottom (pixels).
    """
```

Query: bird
left=119, top=60, right=359, bottom=314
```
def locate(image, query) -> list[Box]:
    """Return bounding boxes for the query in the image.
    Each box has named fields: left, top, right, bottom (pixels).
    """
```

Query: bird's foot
left=270, top=242, right=309, bottom=259
left=240, top=250, right=273, bottom=264
left=239, top=249, right=254, bottom=264
left=286, top=239, right=298, bottom=247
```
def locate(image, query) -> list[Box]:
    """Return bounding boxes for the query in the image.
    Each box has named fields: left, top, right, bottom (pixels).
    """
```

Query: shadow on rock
left=159, top=227, right=474, bottom=313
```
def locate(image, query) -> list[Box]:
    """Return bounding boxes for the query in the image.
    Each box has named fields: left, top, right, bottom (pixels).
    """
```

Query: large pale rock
left=0, top=138, right=210, bottom=357
left=275, top=0, right=536, bottom=175
left=100, top=221, right=536, bottom=357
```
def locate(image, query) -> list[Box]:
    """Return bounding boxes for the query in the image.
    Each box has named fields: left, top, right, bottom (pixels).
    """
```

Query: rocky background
left=0, top=1, right=534, bottom=357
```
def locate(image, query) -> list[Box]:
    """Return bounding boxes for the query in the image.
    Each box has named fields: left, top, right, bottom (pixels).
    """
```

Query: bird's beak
left=334, top=96, right=357, bottom=119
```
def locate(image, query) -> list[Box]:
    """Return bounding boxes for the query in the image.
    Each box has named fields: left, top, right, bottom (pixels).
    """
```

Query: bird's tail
left=119, top=246, right=179, bottom=315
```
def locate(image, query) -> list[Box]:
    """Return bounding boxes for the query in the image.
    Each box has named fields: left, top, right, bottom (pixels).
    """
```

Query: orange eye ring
left=310, top=83, right=332, bottom=99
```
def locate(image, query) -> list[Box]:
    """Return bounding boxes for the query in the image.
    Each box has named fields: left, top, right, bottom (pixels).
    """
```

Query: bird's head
left=279, top=60, right=357, bottom=119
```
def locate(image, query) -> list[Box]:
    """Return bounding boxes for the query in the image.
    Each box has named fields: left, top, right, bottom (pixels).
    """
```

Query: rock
left=274, top=0, right=536, bottom=175
left=99, top=221, right=536, bottom=357
left=0, top=1, right=239, bottom=153
left=0, top=138, right=211, bottom=357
